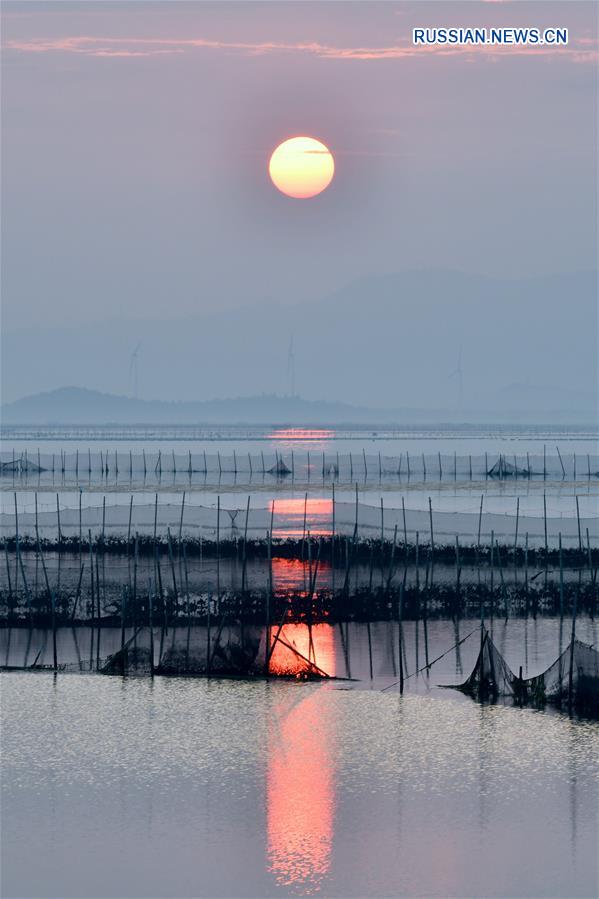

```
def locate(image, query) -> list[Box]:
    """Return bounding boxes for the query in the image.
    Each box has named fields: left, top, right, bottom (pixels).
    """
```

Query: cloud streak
left=4, top=34, right=598, bottom=63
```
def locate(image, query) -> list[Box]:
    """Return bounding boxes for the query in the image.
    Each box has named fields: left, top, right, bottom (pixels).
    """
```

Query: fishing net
left=2, top=449, right=597, bottom=484
left=521, top=639, right=599, bottom=710
left=451, top=628, right=599, bottom=712
left=1, top=498, right=596, bottom=548
left=451, top=630, right=518, bottom=699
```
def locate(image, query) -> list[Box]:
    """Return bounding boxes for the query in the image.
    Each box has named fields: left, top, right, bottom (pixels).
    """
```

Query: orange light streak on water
left=270, top=556, right=333, bottom=593
left=266, top=681, right=335, bottom=891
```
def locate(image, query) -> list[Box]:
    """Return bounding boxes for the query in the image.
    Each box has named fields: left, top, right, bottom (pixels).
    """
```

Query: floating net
left=2, top=449, right=597, bottom=484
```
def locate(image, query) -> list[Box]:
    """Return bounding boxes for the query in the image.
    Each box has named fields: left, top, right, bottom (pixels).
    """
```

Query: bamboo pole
left=132, top=533, right=139, bottom=611
left=543, top=491, right=548, bottom=558
left=495, top=540, right=508, bottom=621
left=265, top=527, right=272, bottom=674
left=13, top=493, right=20, bottom=597
left=148, top=577, right=155, bottom=675
left=477, top=494, right=483, bottom=555
left=167, top=528, right=178, bottom=604
left=586, top=528, right=596, bottom=587
left=70, top=561, right=85, bottom=623
left=95, top=555, right=102, bottom=670
left=16, top=541, right=33, bottom=624
left=120, top=585, right=127, bottom=671
left=568, top=581, right=578, bottom=710
left=380, top=496, right=385, bottom=587
left=398, top=585, right=404, bottom=694
left=386, top=525, right=398, bottom=592
left=559, top=532, right=564, bottom=621
left=301, top=492, right=308, bottom=561
left=556, top=445, right=565, bottom=478
left=156, top=545, right=165, bottom=664
left=241, top=495, right=250, bottom=594
left=524, top=532, right=529, bottom=610
left=4, top=541, right=13, bottom=611
left=216, top=496, right=221, bottom=615
left=37, top=537, right=57, bottom=671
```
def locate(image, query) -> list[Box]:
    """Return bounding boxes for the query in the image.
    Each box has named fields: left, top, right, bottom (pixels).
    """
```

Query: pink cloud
left=3, top=34, right=598, bottom=63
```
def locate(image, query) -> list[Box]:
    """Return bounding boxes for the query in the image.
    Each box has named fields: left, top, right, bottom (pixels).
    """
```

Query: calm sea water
left=2, top=617, right=598, bottom=899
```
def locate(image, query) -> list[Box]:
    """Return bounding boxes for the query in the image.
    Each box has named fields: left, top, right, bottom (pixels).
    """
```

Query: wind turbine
left=129, top=343, right=141, bottom=399
left=448, top=347, right=464, bottom=407
left=287, top=334, right=296, bottom=398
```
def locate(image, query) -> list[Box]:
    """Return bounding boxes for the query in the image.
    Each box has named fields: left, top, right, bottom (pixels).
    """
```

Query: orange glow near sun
left=269, top=136, right=335, bottom=199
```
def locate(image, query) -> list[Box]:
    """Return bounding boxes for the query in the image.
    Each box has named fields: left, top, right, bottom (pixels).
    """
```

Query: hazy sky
left=1, top=1, right=597, bottom=406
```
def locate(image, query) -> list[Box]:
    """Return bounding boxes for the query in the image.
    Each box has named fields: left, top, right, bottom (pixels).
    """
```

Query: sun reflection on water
left=270, top=498, right=333, bottom=538
left=267, top=685, right=335, bottom=892
left=268, top=428, right=335, bottom=449
left=269, top=623, right=337, bottom=678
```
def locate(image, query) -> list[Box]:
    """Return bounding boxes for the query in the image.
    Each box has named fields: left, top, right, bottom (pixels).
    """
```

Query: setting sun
left=268, top=136, right=335, bottom=199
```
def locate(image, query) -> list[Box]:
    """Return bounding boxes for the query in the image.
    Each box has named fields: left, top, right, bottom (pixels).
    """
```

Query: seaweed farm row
left=2, top=536, right=596, bottom=627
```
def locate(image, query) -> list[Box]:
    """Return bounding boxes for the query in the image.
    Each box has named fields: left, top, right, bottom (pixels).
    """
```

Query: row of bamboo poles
left=3, top=445, right=596, bottom=480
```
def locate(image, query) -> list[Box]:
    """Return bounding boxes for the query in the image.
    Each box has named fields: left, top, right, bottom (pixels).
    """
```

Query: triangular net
left=450, top=630, right=517, bottom=699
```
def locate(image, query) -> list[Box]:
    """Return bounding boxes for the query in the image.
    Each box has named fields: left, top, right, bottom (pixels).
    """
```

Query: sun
left=269, top=136, right=335, bottom=199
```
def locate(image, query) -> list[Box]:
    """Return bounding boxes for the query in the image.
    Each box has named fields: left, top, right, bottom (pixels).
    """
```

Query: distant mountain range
left=1, top=386, right=596, bottom=426
left=2, top=269, right=597, bottom=423
left=1, top=387, right=375, bottom=425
